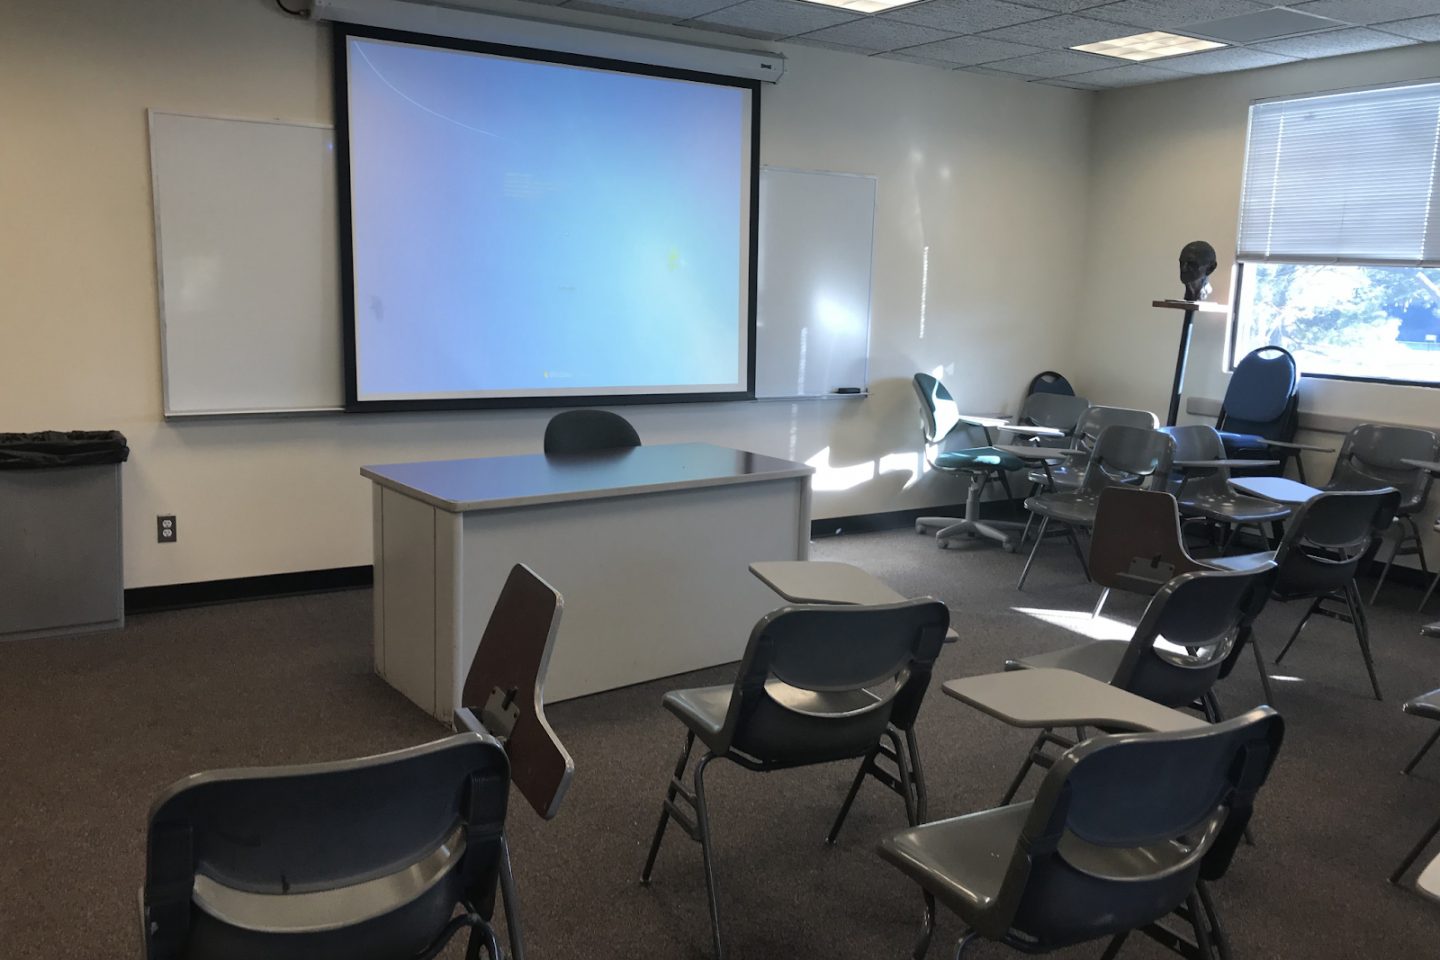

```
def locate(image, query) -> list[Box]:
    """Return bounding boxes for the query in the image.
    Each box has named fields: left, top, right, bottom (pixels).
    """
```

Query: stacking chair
left=1025, top=405, right=1159, bottom=494
left=999, top=562, right=1276, bottom=804
left=542, top=409, right=640, bottom=454
left=1026, top=370, right=1075, bottom=397
left=1323, top=424, right=1439, bottom=603
left=1163, top=424, right=1292, bottom=550
left=1215, top=346, right=1300, bottom=474
left=1017, top=425, right=1175, bottom=589
left=1392, top=688, right=1440, bottom=888
left=879, top=708, right=1285, bottom=960
left=1211, top=488, right=1401, bottom=700
left=140, top=733, right=511, bottom=960
left=1015, top=391, right=1090, bottom=442
left=453, top=564, right=575, bottom=960
left=640, top=598, right=950, bottom=960
left=1085, top=486, right=1211, bottom=618
left=913, top=373, right=1030, bottom=551
left=1425, top=532, right=1440, bottom=612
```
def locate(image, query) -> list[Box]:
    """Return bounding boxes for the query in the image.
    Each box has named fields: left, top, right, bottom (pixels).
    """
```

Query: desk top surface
left=943, top=669, right=1200, bottom=733
left=1230, top=476, right=1323, bottom=505
left=750, top=560, right=906, bottom=605
left=362, top=442, right=813, bottom=513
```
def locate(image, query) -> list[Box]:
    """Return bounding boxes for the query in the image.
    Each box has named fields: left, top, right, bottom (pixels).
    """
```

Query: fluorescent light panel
left=797, top=0, right=924, bottom=12
left=1072, top=31, right=1226, bottom=62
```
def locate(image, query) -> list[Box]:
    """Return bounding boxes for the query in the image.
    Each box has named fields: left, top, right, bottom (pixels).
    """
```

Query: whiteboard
left=150, top=111, right=343, bottom=416
left=755, top=167, right=875, bottom=399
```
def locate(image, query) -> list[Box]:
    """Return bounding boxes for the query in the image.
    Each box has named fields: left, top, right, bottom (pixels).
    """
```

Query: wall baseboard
left=123, top=507, right=1435, bottom=612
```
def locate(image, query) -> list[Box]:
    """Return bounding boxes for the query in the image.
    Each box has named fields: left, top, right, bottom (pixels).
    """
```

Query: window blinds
left=1238, top=81, right=1440, bottom=266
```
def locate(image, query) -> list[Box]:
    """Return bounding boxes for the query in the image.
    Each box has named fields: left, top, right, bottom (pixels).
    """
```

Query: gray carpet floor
left=4, top=528, right=1440, bottom=958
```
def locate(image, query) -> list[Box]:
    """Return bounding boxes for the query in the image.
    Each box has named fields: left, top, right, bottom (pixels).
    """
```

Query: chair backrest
left=1075, top=405, right=1160, bottom=452
left=1080, top=425, right=1174, bottom=493
left=981, top=708, right=1285, bottom=949
left=1272, top=487, right=1402, bottom=596
left=1088, top=487, right=1211, bottom=597
left=1328, top=423, right=1439, bottom=511
left=543, top=409, right=640, bottom=455
left=1019, top=392, right=1091, bottom=433
left=1218, top=347, right=1298, bottom=439
left=142, top=734, right=510, bottom=960
left=1160, top=424, right=1226, bottom=462
left=1112, top=564, right=1277, bottom=707
left=1027, top=370, right=1076, bottom=397
left=913, top=373, right=962, bottom=444
left=457, top=564, right=574, bottom=820
left=718, top=599, right=950, bottom=765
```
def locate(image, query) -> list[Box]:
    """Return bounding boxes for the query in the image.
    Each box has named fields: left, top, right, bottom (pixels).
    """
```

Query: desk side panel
left=378, top=487, right=438, bottom=715
left=457, top=476, right=808, bottom=704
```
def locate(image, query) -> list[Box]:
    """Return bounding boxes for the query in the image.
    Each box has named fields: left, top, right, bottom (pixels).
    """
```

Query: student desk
left=362, top=443, right=813, bottom=719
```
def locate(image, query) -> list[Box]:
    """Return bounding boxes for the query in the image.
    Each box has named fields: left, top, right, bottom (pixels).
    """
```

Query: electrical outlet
left=157, top=515, right=177, bottom=544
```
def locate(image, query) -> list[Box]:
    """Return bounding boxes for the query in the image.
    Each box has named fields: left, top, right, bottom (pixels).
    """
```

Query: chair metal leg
left=1275, top=598, right=1321, bottom=663
left=953, top=930, right=980, bottom=959
left=827, top=743, right=878, bottom=845
left=1017, top=516, right=1049, bottom=590
left=641, top=731, right=695, bottom=884
left=1099, top=933, right=1128, bottom=960
left=1195, top=882, right=1232, bottom=960
left=1424, top=570, right=1440, bottom=613
left=905, top=727, right=928, bottom=824
left=497, top=835, right=526, bottom=960
left=1250, top=629, right=1275, bottom=706
left=1092, top=587, right=1110, bottom=620
left=1390, top=809, right=1440, bottom=884
left=1187, top=892, right=1217, bottom=960
left=912, top=893, right=936, bottom=960
left=1404, top=727, right=1440, bottom=776
left=1345, top=581, right=1383, bottom=701
left=1062, top=523, right=1091, bottom=581
left=1201, top=690, right=1222, bottom=723
left=1000, top=730, right=1049, bottom=805
left=693, top=754, right=725, bottom=960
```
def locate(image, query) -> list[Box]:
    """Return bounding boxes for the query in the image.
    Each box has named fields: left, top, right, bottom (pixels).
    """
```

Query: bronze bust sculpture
left=1179, top=240, right=1218, bottom=301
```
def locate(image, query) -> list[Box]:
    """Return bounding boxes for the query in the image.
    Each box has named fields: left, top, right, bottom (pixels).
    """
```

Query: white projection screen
left=335, top=25, right=760, bottom=410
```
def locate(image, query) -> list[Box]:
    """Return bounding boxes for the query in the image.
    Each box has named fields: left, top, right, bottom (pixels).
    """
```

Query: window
left=1232, top=81, right=1440, bottom=386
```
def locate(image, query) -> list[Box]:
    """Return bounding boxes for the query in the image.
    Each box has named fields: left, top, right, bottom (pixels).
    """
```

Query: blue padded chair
left=1216, top=347, right=1300, bottom=475
left=913, top=373, right=1029, bottom=552
left=1026, top=370, right=1076, bottom=397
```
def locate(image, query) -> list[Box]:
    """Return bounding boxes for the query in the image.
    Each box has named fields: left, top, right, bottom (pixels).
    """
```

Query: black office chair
left=1017, top=424, right=1175, bottom=589
left=640, top=598, right=950, bottom=960
left=1216, top=346, right=1300, bottom=474
left=1324, top=423, right=1439, bottom=603
left=1026, top=370, right=1076, bottom=397
left=542, top=409, right=640, bottom=455
left=879, top=708, right=1285, bottom=960
left=140, top=733, right=511, bottom=960
left=1000, top=562, right=1277, bottom=805
left=1211, top=487, right=1401, bottom=700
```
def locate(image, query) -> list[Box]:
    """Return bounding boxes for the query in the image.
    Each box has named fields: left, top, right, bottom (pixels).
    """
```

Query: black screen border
left=332, top=21, right=761, bottom=413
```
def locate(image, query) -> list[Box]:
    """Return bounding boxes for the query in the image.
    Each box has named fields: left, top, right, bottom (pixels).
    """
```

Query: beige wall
left=0, top=0, right=1093, bottom=587
left=1073, top=45, right=1440, bottom=571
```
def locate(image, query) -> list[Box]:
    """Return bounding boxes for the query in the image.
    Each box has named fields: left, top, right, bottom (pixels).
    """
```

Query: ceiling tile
left=1377, top=14, right=1440, bottom=40
left=1063, top=61, right=1188, bottom=85
left=1161, top=45, right=1300, bottom=74
left=796, top=17, right=960, bottom=52
left=559, top=0, right=737, bottom=21
left=1089, top=0, right=1272, bottom=30
left=980, top=47, right=1115, bottom=76
left=897, top=35, right=1045, bottom=64
left=692, top=0, right=862, bottom=39
left=877, top=50, right=964, bottom=69
left=1290, top=0, right=1440, bottom=26
left=1005, top=0, right=1119, bottom=11
left=1037, top=76, right=1105, bottom=89
left=879, top=0, right=1051, bottom=33
left=1251, top=25, right=1419, bottom=56
left=980, top=13, right=1141, bottom=46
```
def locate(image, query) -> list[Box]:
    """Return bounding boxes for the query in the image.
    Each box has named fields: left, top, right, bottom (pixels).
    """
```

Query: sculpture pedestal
left=1152, top=299, right=1229, bottom=426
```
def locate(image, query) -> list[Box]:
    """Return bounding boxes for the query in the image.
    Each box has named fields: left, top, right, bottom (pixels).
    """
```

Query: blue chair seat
left=1217, top=431, right=1273, bottom=455
left=935, top=447, right=1026, bottom=472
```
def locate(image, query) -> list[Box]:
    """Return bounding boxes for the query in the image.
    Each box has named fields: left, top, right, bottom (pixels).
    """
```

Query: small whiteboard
left=755, top=167, right=875, bottom=398
left=150, top=111, right=343, bottom=416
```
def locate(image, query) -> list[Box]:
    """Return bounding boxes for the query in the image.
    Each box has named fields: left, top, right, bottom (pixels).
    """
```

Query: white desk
left=362, top=443, right=813, bottom=719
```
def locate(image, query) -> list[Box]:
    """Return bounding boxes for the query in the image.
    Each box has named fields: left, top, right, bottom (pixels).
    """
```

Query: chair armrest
left=942, top=670, right=1199, bottom=732
left=1262, top=439, right=1335, bottom=453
